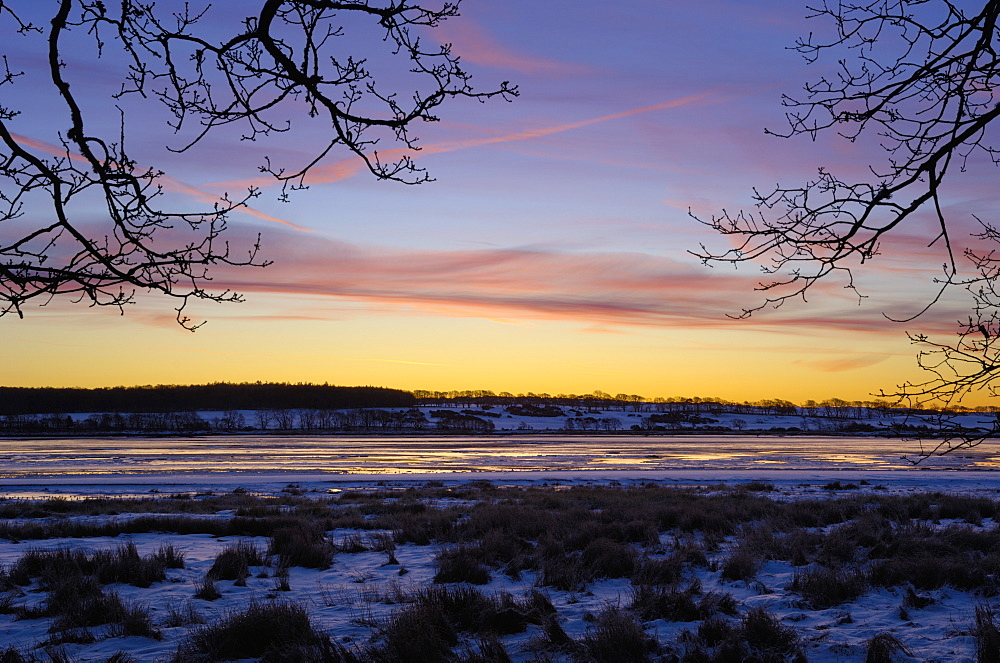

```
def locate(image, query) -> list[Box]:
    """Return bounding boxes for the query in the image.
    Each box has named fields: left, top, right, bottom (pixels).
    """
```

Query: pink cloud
left=793, top=354, right=890, bottom=373
left=431, top=18, right=587, bottom=76
left=209, top=93, right=719, bottom=191
left=204, top=229, right=952, bottom=337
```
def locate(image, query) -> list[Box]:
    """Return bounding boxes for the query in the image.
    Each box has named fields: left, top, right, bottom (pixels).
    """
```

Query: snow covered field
left=0, top=468, right=998, bottom=661
left=20, top=403, right=997, bottom=437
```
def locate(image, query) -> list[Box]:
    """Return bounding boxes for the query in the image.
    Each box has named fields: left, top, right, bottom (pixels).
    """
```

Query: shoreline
left=1, top=466, right=999, bottom=500
left=0, top=428, right=983, bottom=440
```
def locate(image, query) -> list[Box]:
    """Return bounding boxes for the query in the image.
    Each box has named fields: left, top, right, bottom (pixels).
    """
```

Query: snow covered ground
left=40, top=403, right=999, bottom=435
left=0, top=414, right=999, bottom=661
left=0, top=469, right=999, bottom=661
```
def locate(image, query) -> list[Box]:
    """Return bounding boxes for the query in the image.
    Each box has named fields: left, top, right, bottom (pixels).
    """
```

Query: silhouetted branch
left=693, top=1, right=1000, bottom=452
left=0, top=1, right=516, bottom=327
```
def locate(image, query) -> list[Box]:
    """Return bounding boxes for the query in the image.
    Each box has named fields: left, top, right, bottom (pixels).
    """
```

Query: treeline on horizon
left=1, top=383, right=995, bottom=417
left=413, top=390, right=1000, bottom=414
left=0, top=383, right=415, bottom=415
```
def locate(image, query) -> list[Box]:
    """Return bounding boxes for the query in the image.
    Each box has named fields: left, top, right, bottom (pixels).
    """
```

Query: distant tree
left=299, top=409, right=320, bottom=431
left=0, top=2, right=516, bottom=327
left=273, top=409, right=295, bottom=430
left=731, top=418, right=747, bottom=432
left=315, top=409, right=335, bottom=430
left=217, top=410, right=245, bottom=432
left=694, top=1, right=1000, bottom=454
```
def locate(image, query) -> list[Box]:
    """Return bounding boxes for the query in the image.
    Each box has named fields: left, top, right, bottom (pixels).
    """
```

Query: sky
left=1, top=0, right=994, bottom=404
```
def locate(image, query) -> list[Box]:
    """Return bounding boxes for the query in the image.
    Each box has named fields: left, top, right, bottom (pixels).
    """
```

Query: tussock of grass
left=864, top=632, right=911, bottom=663
left=630, top=582, right=699, bottom=622
left=741, top=481, right=775, bottom=492
left=434, top=545, right=491, bottom=585
left=17, top=572, right=161, bottom=642
left=193, top=578, right=221, bottom=601
left=538, top=546, right=588, bottom=591
left=720, top=545, right=760, bottom=582
left=367, top=531, right=397, bottom=555
left=7, top=543, right=167, bottom=589
left=456, top=634, right=512, bottom=663
left=581, top=537, right=638, bottom=579
left=206, top=540, right=266, bottom=582
left=155, top=544, right=185, bottom=569
left=469, top=529, right=533, bottom=575
left=337, top=532, right=368, bottom=553
left=823, top=480, right=860, bottom=491
left=578, top=606, right=658, bottom=662
left=739, top=606, right=801, bottom=659
left=790, top=564, right=870, bottom=609
left=89, top=542, right=168, bottom=588
left=387, top=508, right=458, bottom=546
left=975, top=604, right=1000, bottom=663
left=268, top=520, right=334, bottom=569
left=272, top=565, right=291, bottom=592
left=678, top=606, right=803, bottom=662
left=694, top=614, right=734, bottom=648
left=370, top=601, right=457, bottom=662
left=631, top=554, right=685, bottom=586
left=870, top=550, right=996, bottom=591
left=101, top=595, right=161, bottom=640
left=419, top=585, right=550, bottom=636
left=174, top=599, right=354, bottom=663
left=631, top=582, right=737, bottom=623
left=164, top=601, right=205, bottom=628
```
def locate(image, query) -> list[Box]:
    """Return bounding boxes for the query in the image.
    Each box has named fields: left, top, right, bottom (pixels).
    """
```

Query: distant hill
left=0, top=383, right=415, bottom=415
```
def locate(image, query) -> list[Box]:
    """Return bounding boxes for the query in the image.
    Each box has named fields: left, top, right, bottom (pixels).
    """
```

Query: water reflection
left=0, top=435, right=993, bottom=478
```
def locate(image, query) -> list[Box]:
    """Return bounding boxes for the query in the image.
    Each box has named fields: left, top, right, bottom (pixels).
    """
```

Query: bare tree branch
left=693, top=0, right=1000, bottom=457
left=0, top=1, right=516, bottom=328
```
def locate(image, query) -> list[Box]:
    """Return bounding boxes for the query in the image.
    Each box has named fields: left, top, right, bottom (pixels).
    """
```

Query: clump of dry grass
left=790, top=564, right=870, bottom=609
left=173, top=599, right=354, bottom=662
left=268, top=520, right=334, bottom=569
left=7, top=542, right=169, bottom=589
left=581, top=538, right=638, bottom=579
left=206, top=540, right=266, bottom=582
left=17, top=573, right=160, bottom=644
left=630, top=581, right=737, bottom=623
left=434, top=545, right=491, bottom=585
left=2, top=543, right=169, bottom=644
left=164, top=601, right=205, bottom=628
left=193, top=577, right=221, bottom=601
left=720, top=544, right=761, bottom=582
left=974, top=603, right=1000, bottom=663
left=864, top=632, right=911, bottom=663
left=369, top=601, right=457, bottom=662
left=455, top=635, right=512, bottom=663
left=677, top=606, right=803, bottom=662
left=578, top=605, right=659, bottom=662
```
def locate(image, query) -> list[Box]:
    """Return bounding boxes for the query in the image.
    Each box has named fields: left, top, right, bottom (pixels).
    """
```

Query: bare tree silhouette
left=0, top=1, right=515, bottom=328
left=693, top=1, right=1000, bottom=454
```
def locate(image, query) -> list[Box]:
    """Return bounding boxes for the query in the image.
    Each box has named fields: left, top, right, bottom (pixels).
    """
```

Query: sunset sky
left=1, top=0, right=992, bottom=404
